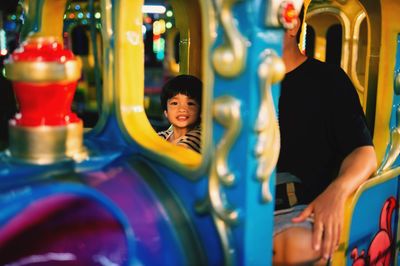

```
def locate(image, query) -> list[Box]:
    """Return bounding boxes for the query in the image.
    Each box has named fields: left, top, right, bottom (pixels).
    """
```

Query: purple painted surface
left=0, top=160, right=186, bottom=265
left=0, top=195, right=128, bottom=265
left=83, top=162, right=185, bottom=264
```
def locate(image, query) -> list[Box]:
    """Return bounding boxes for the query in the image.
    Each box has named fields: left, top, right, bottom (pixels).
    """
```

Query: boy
left=158, top=74, right=202, bottom=153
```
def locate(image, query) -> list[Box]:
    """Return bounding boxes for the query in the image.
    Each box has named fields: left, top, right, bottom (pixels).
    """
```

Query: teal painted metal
left=211, top=0, right=283, bottom=264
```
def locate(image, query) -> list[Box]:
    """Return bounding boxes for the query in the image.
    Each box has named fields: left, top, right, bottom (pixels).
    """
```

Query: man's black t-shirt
left=277, top=57, right=373, bottom=204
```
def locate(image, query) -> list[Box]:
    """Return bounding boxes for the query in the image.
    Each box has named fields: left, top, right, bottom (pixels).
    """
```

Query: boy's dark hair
left=160, top=74, right=202, bottom=112
left=296, top=5, right=305, bottom=44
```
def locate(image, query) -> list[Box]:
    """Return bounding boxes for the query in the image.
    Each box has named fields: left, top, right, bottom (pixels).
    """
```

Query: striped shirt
left=158, top=125, right=202, bottom=153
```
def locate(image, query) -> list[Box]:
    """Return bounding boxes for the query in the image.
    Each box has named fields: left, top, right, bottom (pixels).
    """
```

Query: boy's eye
left=169, top=101, right=178, bottom=105
left=188, top=101, right=197, bottom=106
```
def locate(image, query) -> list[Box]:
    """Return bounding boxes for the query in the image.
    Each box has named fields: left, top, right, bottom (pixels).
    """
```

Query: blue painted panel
left=346, top=177, right=399, bottom=265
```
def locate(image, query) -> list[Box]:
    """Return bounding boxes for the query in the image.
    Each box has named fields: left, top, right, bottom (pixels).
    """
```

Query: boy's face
left=164, top=93, right=200, bottom=129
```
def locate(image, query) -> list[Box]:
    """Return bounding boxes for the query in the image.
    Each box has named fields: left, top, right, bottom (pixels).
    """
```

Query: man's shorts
left=274, top=205, right=314, bottom=236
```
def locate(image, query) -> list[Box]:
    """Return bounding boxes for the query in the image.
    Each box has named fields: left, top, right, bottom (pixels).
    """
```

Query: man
left=272, top=5, right=377, bottom=265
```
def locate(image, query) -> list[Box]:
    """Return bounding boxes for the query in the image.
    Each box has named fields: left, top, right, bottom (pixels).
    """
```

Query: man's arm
left=292, top=145, right=377, bottom=260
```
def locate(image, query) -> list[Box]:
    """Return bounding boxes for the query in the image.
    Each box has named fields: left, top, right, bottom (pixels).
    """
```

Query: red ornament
left=6, top=38, right=81, bottom=126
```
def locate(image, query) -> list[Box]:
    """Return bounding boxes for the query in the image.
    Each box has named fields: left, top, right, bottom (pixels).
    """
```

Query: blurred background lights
left=142, top=5, right=166, bottom=14
left=153, top=20, right=160, bottom=35
left=144, top=16, right=152, bottom=24
left=166, top=10, right=173, bottom=17
left=158, top=19, right=166, bottom=34
left=0, top=29, right=7, bottom=56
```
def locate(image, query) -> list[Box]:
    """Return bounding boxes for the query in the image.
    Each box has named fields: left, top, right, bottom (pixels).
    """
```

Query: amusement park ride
left=0, top=0, right=400, bottom=265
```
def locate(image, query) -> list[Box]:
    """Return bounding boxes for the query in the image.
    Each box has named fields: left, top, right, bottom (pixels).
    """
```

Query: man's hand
left=292, top=184, right=347, bottom=260
left=292, top=146, right=377, bottom=260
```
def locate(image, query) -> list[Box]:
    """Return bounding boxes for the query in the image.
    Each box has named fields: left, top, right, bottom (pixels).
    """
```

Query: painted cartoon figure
left=351, top=197, right=397, bottom=266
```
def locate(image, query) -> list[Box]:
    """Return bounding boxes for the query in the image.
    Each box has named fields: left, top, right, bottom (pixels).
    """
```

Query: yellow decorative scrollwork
left=213, top=96, right=242, bottom=187
left=195, top=95, right=242, bottom=266
left=212, top=0, right=247, bottom=78
left=255, top=49, right=285, bottom=202
left=208, top=95, right=241, bottom=224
